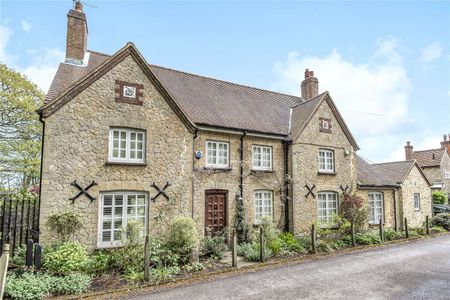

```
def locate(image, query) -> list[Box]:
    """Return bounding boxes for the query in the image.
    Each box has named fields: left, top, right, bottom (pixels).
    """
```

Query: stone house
left=357, top=156, right=432, bottom=229
left=37, top=4, right=363, bottom=248
left=404, top=135, right=450, bottom=199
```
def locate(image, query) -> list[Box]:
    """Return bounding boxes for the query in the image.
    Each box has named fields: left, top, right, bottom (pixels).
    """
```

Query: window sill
left=105, top=161, right=147, bottom=166
left=369, top=222, right=385, bottom=226
left=414, top=209, right=421, bottom=212
left=318, top=171, right=337, bottom=175
left=251, top=169, right=275, bottom=173
left=200, top=167, right=233, bottom=172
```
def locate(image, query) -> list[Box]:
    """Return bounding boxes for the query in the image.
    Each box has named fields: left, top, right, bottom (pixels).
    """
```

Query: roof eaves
left=38, top=43, right=197, bottom=133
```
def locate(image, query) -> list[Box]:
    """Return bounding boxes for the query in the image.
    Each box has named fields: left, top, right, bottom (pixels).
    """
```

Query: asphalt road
left=129, top=235, right=450, bottom=300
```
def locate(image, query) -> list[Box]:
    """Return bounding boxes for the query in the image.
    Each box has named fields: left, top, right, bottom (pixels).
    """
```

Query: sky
left=1, top=0, right=449, bottom=162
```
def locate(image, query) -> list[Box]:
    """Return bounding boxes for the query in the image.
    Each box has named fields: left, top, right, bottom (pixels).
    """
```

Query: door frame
left=204, top=189, right=228, bottom=234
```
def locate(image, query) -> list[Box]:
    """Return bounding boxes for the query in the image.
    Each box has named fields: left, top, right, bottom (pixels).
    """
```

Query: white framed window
left=414, top=193, right=421, bottom=210
left=99, top=191, right=147, bottom=247
left=206, top=141, right=229, bottom=168
left=318, top=149, right=335, bottom=173
left=368, top=192, right=384, bottom=224
left=252, top=145, right=272, bottom=170
left=317, top=192, right=338, bottom=223
left=254, top=190, right=273, bottom=224
left=445, top=170, right=450, bottom=179
left=109, top=128, right=145, bottom=163
left=322, top=119, right=330, bottom=130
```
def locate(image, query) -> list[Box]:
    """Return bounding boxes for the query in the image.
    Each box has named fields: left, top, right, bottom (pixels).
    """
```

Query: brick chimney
left=65, top=1, right=88, bottom=65
left=441, top=134, right=450, bottom=153
left=301, top=69, right=319, bottom=100
left=404, top=141, right=413, bottom=160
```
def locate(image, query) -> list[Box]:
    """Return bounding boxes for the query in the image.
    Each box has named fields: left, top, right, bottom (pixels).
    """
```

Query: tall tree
left=0, top=64, right=44, bottom=189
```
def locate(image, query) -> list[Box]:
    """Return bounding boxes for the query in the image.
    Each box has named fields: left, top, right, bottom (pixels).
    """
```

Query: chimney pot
left=404, top=140, right=413, bottom=160
left=301, top=68, right=319, bottom=100
left=74, top=1, right=83, bottom=12
left=441, top=134, right=450, bottom=152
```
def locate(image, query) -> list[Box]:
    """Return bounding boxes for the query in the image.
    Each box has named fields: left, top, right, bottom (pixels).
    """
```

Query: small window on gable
left=319, top=117, right=332, bottom=133
left=445, top=170, right=450, bottom=179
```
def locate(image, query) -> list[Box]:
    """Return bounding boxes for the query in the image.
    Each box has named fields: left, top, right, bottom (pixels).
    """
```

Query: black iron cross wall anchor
left=69, top=180, right=97, bottom=203
left=340, top=184, right=350, bottom=195
left=151, top=182, right=171, bottom=202
left=305, top=184, right=316, bottom=198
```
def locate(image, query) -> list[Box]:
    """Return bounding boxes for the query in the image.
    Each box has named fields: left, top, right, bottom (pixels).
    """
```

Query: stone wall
left=290, top=97, right=357, bottom=233
left=192, top=131, right=286, bottom=236
left=399, top=165, right=432, bottom=228
left=40, top=55, right=194, bottom=249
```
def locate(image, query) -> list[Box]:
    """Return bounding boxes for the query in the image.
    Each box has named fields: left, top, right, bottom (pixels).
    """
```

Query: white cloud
left=20, top=20, right=32, bottom=32
left=420, top=42, right=442, bottom=63
left=0, top=24, right=16, bottom=64
left=0, top=23, right=63, bottom=92
left=21, top=48, right=65, bottom=92
left=273, top=37, right=411, bottom=138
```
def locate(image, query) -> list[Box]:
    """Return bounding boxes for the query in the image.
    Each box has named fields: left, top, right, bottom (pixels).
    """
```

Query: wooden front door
left=205, top=190, right=227, bottom=234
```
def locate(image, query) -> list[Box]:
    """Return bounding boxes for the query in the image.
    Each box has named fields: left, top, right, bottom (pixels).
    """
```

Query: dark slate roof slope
left=289, top=92, right=326, bottom=138
left=356, top=156, right=425, bottom=187
left=412, top=148, right=445, bottom=167
left=45, top=51, right=303, bottom=135
left=356, top=156, right=395, bottom=187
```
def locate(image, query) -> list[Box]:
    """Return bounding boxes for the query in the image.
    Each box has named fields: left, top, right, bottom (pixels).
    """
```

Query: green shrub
left=278, top=232, right=306, bottom=254
left=147, top=236, right=179, bottom=269
left=166, top=216, right=198, bottom=264
left=124, top=270, right=144, bottom=282
left=430, top=226, right=447, bottom=234
left=431, top=213, right=450, bottom=230
left=234, top=199, right=251, bottom=244
left=297, top=234, right=312, bottom=250
left=5, top=272, right=91, bottom=300
left=317, top=240, right=334, bottom=253
left=47, top=210, right=82, bottom=241
left=43, top=241, right=88, bottom=274
left=10, top=246, right=26, bottom=266
left=83, top=250, right=111, bottom=276
left=413, top=227, right=427, bottom=235
left=182, top=262, right=205, bottom=272
left=355, top=231, right=381, bottom=245
left=150, top=266, right=180, bottom=284
left=5, top=272, right=52, bottom=300
left=201, top=232, right=228, bottom=260
left=237, top=242, right=273, bottom=262
left=432, top=191, right=447, bottom=204
left=109, top=244, right=144, bottom=275
left=328, top=239, right=348, bottom=250
left=408, top=229, right=420, bottom=237
left=260, top=217, right=281, bottom=255
left=384, top=229, right=402, bottom=241
left=51, top=273, right=91, bottom=295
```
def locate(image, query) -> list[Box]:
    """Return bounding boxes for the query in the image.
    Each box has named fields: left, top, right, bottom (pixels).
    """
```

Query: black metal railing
left=0, top=192, right=40, bottom=256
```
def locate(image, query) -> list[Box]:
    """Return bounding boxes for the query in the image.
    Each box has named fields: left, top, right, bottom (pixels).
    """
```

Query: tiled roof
left=357, top=156, right=416, bottom=187
left=45, top=51, right=303, bottom=135
left=412, top=148, right=445, bottom=167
